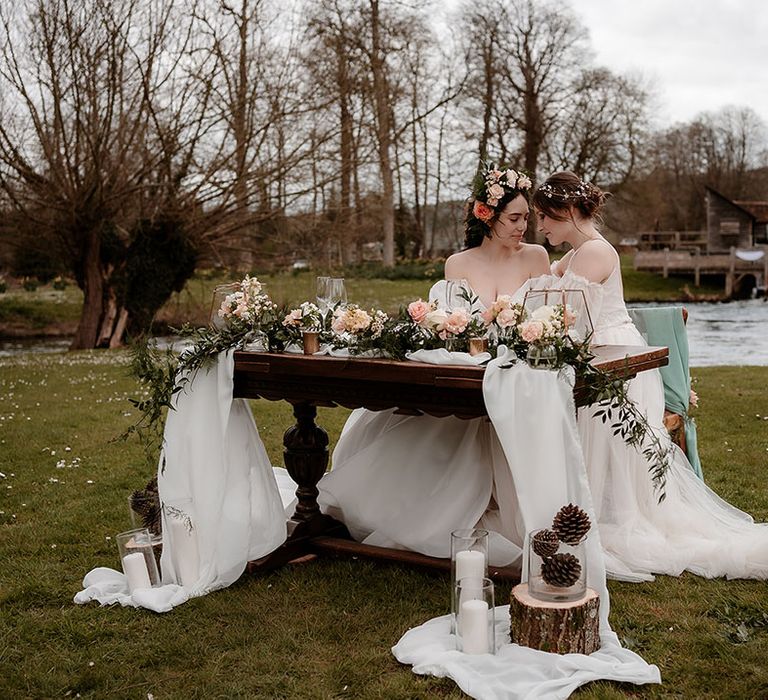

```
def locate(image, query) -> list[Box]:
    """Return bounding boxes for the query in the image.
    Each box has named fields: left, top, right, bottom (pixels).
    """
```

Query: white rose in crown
left=504, top=169, right=518, bottom=183
left=517, top=174, right=532, bottom=190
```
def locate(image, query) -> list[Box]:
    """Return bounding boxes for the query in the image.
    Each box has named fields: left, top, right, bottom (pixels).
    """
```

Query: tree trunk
left=369, top=0, right=395, bottom=267
left=71, top=232, right=105, bottom=350
left=509, top=584, right=600, bottom=655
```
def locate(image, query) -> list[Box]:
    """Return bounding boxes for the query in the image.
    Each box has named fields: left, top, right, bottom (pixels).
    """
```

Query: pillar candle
left=169, top=517, right=200, bottom=587
left=460, top=599, right=490, bottom=654
left=455, top=549, right=485, bottom=582
left=122, top=552, right=152, bottom=592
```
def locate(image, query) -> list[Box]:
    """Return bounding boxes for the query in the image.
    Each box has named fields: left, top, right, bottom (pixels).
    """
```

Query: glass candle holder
left=527, top=527, right=587, bottom=603
left=455, top=577, right=495, bottom=655
left=450, top=528, right=489, bottom=634
left=164, top=498, right=200, bottom=588
left=209, top=283, right=241, bottom=329
left=526, top=343, right=558, bottom=369
left=116, top=528, right=160, bottom=593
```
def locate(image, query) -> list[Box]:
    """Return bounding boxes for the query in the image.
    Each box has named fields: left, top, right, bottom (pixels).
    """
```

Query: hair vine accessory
left=537, top=180, right=591, bottom=202
left=470, top=162, right=532, bottom=221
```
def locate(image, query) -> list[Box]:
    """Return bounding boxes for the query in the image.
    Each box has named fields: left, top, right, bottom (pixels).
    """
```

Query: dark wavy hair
left=463, top=163, right=532, bottom=248
left=531, top=171, right=608, bottom=223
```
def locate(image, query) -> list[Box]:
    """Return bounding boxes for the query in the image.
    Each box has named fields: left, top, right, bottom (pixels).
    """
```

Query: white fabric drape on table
left=74, top=351, right=286, bottom=612
left=392, top=348, right=660, bottom=699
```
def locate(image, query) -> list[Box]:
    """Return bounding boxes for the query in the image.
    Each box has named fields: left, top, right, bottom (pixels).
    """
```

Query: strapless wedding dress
left=317, top=281, right=525, bottom=565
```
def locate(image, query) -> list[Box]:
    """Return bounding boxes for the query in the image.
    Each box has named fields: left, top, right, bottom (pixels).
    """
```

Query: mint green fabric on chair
left=627, top=306, right=703, bottom=479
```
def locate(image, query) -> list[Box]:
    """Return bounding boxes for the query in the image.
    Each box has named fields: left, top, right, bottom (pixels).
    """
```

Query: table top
left=232, top=345, right=668, bottom=419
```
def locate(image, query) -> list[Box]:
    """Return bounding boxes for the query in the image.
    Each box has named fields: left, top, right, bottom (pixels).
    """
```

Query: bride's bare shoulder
left=520, top=243, right=551, bottom=274
left=445, top=248, right=480, bottom=277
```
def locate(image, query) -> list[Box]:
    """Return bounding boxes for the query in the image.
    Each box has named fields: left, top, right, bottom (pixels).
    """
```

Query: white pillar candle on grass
left=122, top=552, right=152, bottom=592
left=460, top=599, right=490, bottom=654
left=169, top=517, right=200, bottom=587
left=455, top=549, right=485, bottom=582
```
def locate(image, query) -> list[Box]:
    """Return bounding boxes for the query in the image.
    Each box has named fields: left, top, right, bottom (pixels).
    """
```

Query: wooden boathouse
left=633, top=187, right=768, bottom=297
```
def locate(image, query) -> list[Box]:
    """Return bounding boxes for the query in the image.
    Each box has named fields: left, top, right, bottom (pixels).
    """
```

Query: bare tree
left=0, top=0, right=215, bottom=348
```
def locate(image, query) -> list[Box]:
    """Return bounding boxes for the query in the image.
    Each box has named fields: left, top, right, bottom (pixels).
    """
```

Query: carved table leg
left=247, top=401, right=349, bottom=575
left=284, top=402, right=329, bottom=523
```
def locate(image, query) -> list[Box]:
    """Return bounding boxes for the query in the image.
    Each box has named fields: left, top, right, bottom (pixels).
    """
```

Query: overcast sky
left=570, top=0, right=768, bottom=126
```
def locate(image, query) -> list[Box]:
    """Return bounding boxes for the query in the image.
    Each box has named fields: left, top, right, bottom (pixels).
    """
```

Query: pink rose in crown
left=408, top=299, right=433, bottom=325
left=520, top=320, right=545, bottom=343
left=444, top=308, right=470, bottom=336
left=487, top=183, right=505, bottom=201
left=472, top=200, right=494, bottom=223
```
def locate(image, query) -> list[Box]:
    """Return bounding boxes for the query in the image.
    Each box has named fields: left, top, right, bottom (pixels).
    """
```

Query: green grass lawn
left=1, top=347, right=767, bottom=698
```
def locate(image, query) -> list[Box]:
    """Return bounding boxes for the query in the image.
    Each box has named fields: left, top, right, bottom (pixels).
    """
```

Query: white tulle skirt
left=319, top=327, right=768, bottom=582
left=581, top=321, right=768, bottom=581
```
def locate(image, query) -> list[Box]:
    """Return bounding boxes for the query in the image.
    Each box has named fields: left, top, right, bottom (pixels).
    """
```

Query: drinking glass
left=316, top=276, right=331, bottom=327
left=326, top=277, right=347, bottom=315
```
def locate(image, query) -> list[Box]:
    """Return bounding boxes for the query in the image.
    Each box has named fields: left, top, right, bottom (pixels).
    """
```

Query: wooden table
left=233, top=345, right=668, bottom=579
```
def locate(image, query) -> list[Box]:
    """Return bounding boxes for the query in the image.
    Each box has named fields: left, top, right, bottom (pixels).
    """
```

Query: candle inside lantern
left=455, top=549, right=485, bottom=581
left=122, top=551, right=152, bottom=592
left=460, top=599, right=490, bottom=654
left=169, top=517, right=200, bottom=587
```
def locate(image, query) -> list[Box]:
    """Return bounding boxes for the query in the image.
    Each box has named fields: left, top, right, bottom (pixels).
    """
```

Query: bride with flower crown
left=316, top=166, right=550, bottom=564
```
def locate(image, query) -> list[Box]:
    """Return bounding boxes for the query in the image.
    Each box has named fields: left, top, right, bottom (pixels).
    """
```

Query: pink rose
left=496, top=307, right=518, bottom=329
left=520, top=320, right=544, bottom=343
left=472, top=200, right=494, bottom=223
left=331, top=314, right=346, bottom=334
left=444, top=309, right=469, bottom=335
left=487, top=183, right=505, bottom=201
left=408, top=299, right=432, bottom=324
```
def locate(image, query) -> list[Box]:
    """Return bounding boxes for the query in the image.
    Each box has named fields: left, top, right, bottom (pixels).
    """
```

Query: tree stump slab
left=509, top=583, right=600, bottom=655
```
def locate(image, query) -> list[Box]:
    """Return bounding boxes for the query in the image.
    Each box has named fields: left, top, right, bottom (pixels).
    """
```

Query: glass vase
left=450, top=528, right=489, bottom=633
left=455, top=577, right=496, bottom=655
left=163, top=498, right=200, bottom=588
left=116, top=528, right=161, bottom=593
left=527, top=527, right=587, bottom=602
left=208, top=283, right=241, bottom=329
left=526, top=343, right=557, bottom=369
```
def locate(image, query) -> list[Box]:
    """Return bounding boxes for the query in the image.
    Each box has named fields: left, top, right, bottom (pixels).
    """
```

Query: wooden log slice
left=509, top=583, right=600, bottom=655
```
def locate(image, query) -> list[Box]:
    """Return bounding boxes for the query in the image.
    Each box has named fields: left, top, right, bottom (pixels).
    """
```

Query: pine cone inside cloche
left=552, top=503, right=591, bottom=545
left=541, top=552, right=582, bottom=587
left=531, top=528, right=559, bottom=558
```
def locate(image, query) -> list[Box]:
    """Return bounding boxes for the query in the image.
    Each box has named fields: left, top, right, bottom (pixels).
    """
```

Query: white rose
left=424, top=308, right=449, bottom=331
left=532, top=305, right=556, bottom=322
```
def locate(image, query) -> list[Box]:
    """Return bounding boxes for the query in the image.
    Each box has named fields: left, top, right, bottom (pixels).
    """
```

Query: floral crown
left=471, top=162, right=532, bottom=224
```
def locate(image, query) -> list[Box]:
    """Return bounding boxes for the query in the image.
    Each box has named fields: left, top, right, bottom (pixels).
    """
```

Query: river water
left=633, top=299, right=768, bottom=367
left=1, top=300, right=767, bottom=366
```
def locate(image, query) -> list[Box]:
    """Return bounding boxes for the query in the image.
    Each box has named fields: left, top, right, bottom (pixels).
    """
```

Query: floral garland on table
left=126, top=276, right=670, bottom=498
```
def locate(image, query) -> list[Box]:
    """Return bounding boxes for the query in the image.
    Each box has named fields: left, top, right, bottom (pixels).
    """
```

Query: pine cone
left=552, top=503, right=591, bottom=544
left=129, top=477, right=162, bottom=536
left=531, top=529, right=559, bottom=558
left=541, top=552, right=582, bottom=587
